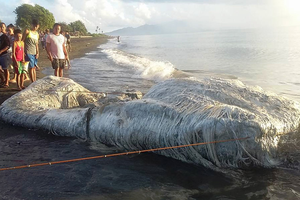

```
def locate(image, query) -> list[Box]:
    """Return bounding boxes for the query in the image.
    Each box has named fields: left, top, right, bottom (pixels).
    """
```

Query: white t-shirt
left=46, top=33, right=66, bottom=59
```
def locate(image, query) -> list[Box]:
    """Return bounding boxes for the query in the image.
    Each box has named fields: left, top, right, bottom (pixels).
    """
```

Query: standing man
left=0, top=22, right=11, bottom=88
left=65, top=31, right=71, bottom=52
left=7, top=24, right=17, bottom=83
left=46, top=23, right=68, bottom=77
left=23, top=19, right=39, bottom=82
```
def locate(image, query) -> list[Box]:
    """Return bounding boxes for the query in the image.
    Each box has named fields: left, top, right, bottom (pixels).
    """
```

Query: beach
left=0, top=36, right=110, bottom=181
left=0, top=37, right=102, bottom=116
left=1, top=30, right=300, bottom=200
left=0, top=35, right=149, bottom=200
left=0, top=35, right=229, bottom=200
left=0, top=38, right=213, bottom=200
left=0, top=36, right=109, bottom=137
left=0, top=36, right=109, bottom=104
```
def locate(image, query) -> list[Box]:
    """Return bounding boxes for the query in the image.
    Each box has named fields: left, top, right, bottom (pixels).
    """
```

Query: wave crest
left=102, top=49, right=175, bottom=81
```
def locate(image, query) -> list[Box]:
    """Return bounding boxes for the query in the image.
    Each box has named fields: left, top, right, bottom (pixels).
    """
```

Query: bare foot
left=9, top=78, right=16, bottom=83
left=0, top=84, right=9, bottom=88
left=24, top=75, right=30, bottom=81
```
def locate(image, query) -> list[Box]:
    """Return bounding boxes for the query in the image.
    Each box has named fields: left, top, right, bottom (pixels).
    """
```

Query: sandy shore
left=0, top=35, right=204, bottom=200
left=0, top=36, right=109, bottom=105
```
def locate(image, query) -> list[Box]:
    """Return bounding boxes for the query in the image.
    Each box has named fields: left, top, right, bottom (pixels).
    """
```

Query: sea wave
left=102, top=49, right=176, bottom=81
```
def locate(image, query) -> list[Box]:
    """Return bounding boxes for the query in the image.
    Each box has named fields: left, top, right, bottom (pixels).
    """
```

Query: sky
left=1, top=0, right=300, bottom=33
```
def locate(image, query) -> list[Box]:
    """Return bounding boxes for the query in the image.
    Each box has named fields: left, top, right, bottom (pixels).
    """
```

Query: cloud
left=134, top=3, right=152, bottom=19
left=1, top=0, right=300, bottom=33
left=119, top=0, right=270, bottom=5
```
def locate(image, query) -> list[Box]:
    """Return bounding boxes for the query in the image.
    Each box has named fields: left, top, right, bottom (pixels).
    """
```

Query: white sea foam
left=102, top=49, right=175, bottom=81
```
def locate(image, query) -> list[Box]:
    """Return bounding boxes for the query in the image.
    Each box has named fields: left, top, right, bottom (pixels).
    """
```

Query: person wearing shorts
left=0, top=22, right=11, bottom=88
left=51, top=58, right=65, bottom=71
left=46, top=23, right=68, bottom=77
left=23, top=19, right=39, bottom=82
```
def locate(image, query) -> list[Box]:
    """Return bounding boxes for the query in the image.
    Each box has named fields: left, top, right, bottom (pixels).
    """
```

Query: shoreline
left=0, top=36, right=110, bottom=105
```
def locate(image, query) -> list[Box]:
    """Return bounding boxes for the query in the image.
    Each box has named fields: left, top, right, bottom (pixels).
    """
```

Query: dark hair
left=7, top=24, right=14, bottom=29
left=53, top=23, right=61, bottom=29
left=32, top=19, right=39, bottom=26
left=14, top=29, right=22, bottom=35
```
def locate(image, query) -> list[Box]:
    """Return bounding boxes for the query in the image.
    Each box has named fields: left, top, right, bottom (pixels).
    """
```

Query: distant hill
left=106, top=21, right=202, bottom=36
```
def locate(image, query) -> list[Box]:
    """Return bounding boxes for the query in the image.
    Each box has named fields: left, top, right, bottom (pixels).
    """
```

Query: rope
left=0, top=137, right=250, bottom=171
left=44, top=90, right=145, bottom=95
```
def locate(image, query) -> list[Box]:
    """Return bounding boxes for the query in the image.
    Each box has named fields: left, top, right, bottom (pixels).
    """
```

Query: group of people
left=0, top=19, right=71, bottom=90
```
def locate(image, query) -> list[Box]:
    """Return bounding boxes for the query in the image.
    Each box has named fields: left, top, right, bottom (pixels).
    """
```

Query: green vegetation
left=14, top=4, right=55, bottom=30
left=69, top=20, right=88, bottom=35
left=58, top=22, right=71, bottom=32
left=88, top=33, right=106, bottom=37
left=12, top=4, right=93, bottom=36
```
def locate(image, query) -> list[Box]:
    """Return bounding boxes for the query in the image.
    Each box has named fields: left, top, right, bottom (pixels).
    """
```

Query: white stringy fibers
left=1, top=76, right=300, bottom=170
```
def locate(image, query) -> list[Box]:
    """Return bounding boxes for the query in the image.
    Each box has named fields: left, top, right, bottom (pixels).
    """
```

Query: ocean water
left=5, top=28, right=300, bottom=199
left=49, top=27, right=300, bottom=102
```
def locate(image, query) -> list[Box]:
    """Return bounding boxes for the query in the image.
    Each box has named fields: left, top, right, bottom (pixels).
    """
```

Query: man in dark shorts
left=0, top=22, right=11, bottom=88
left=46, top=23, right=68, bottom=77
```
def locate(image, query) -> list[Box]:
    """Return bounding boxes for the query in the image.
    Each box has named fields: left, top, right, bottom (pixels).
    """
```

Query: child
left=12, top=29, right=26, bottom=90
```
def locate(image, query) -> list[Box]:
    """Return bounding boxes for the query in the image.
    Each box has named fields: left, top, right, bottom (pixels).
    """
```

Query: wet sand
left=0, top=121, right=223, bottom=199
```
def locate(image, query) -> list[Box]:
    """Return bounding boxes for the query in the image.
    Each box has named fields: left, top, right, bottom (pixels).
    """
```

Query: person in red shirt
left=12, top=29, right=26, bottom=90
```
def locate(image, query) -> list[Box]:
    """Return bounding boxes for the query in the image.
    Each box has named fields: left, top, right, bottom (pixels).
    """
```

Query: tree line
left=4, top=4, right=91, bottom=36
